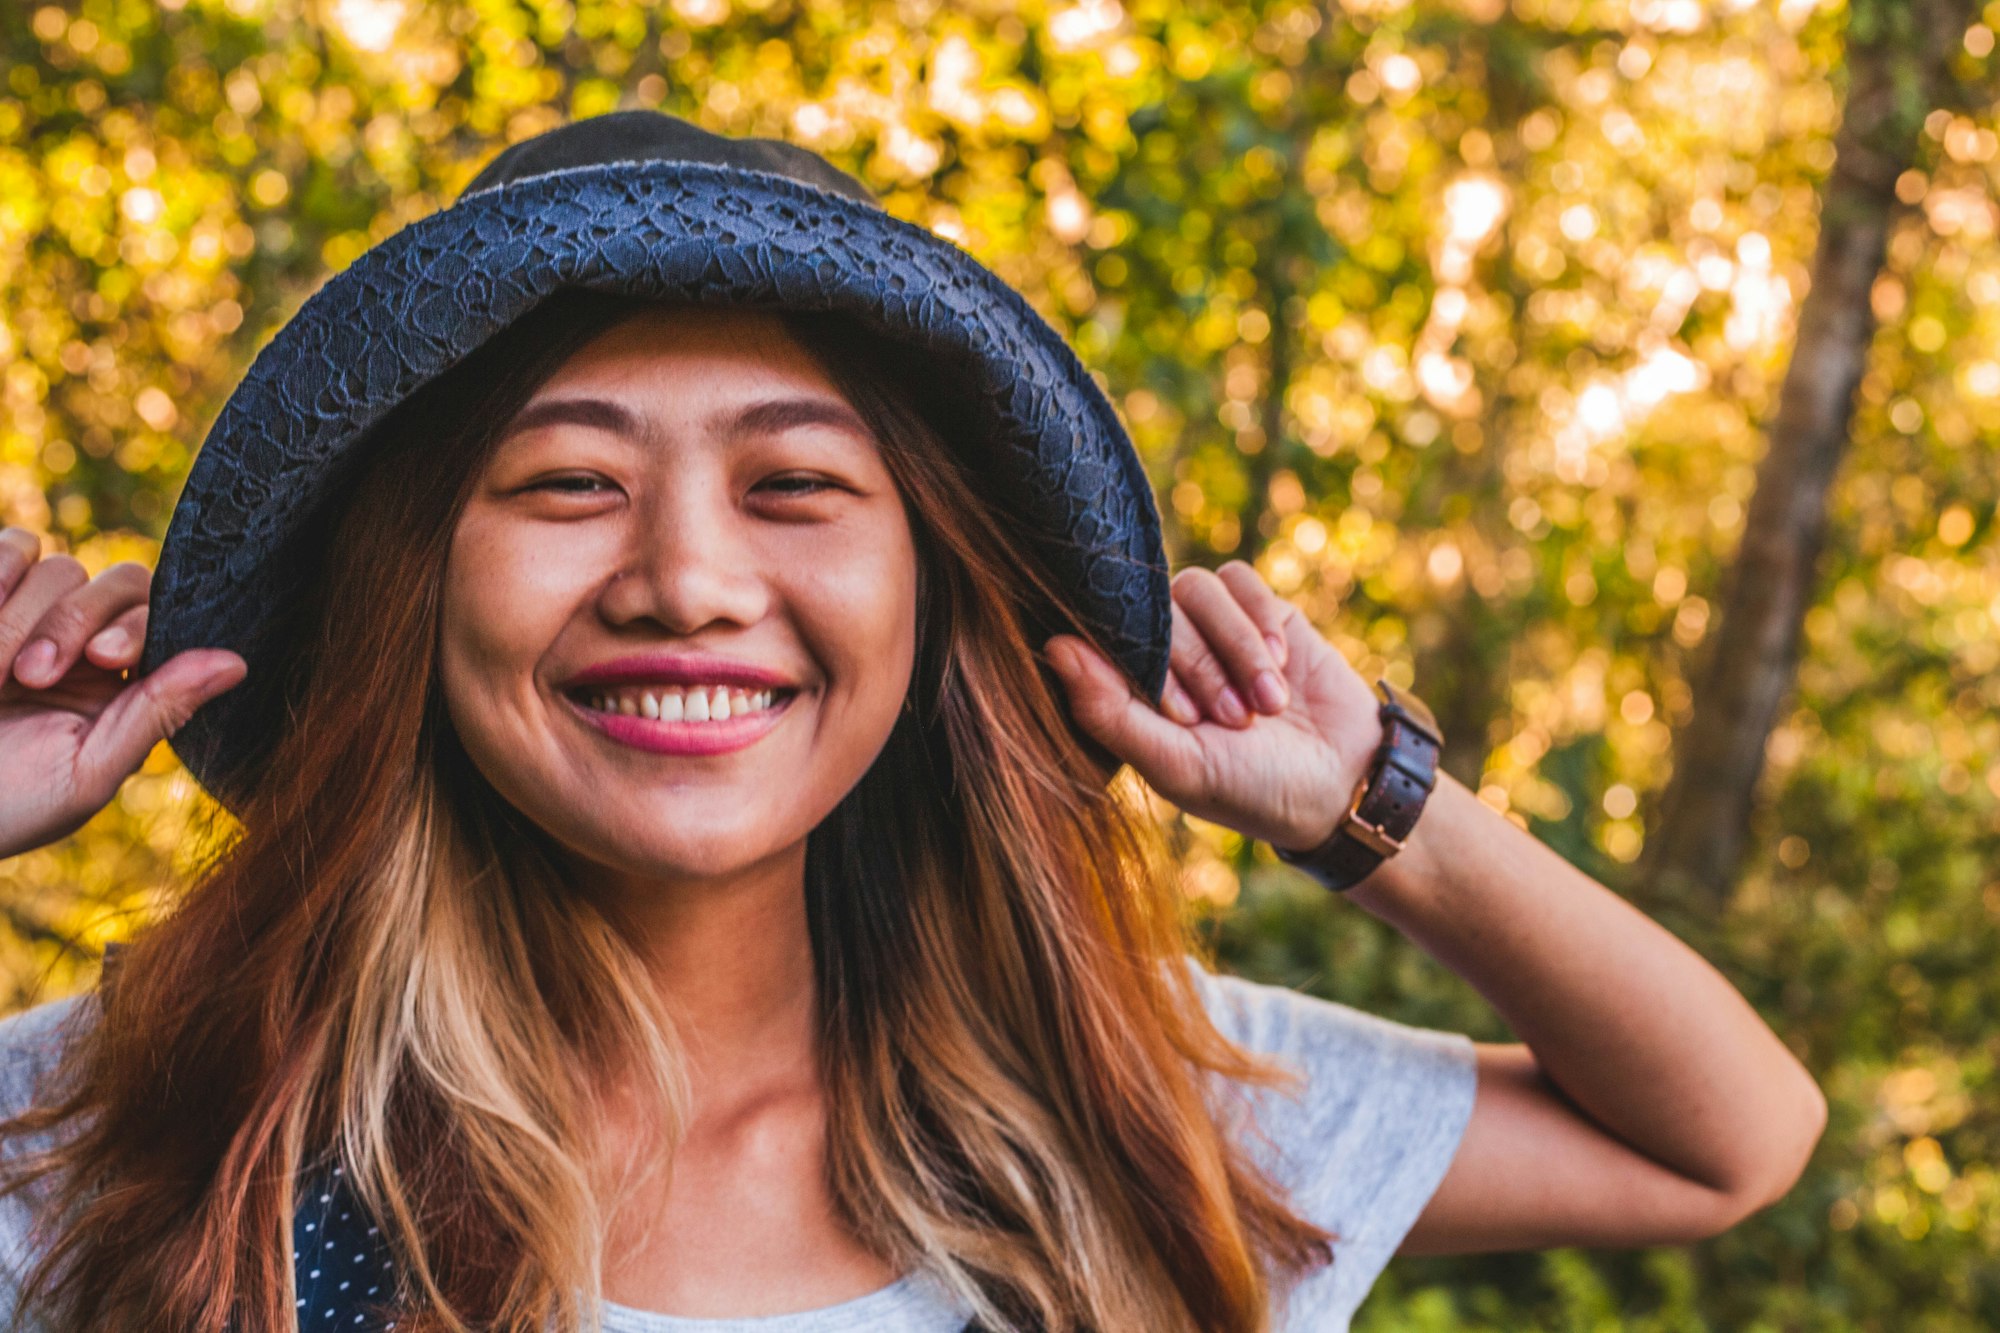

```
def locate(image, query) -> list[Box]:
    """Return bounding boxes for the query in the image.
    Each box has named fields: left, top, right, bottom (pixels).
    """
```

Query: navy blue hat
left=136, top=109, right=1171, bottom=812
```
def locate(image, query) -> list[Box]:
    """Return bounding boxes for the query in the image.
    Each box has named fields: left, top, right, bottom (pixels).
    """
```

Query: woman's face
left=439, top=305, right=919, bottom=888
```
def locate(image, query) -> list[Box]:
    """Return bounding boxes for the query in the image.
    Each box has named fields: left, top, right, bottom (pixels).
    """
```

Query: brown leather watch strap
left=1273, top=679, right=1443, bottom=893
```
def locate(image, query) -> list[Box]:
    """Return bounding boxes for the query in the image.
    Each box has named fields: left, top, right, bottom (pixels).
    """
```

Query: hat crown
left=458, top=108, right=879, bottom=209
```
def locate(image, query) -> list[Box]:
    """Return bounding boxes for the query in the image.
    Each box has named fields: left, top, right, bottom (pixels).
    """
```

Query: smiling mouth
left=561, top=682, right=799, bottom=756
left=567, top=682, right=794, bottom=723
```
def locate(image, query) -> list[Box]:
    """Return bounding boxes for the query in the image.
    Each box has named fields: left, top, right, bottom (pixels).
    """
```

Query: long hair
left=0, top=287, right=1336, bottom=1333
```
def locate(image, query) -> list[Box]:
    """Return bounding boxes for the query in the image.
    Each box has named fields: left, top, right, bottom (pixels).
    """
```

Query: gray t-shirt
left=0, top=959, right=1476, bottom=1332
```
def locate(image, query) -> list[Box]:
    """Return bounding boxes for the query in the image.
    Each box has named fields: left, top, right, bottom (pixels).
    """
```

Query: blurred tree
left=1643, top=0, right=1989, bottom=910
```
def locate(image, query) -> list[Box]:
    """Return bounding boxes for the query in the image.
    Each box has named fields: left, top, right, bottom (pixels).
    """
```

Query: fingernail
left=16, top=639, right=55, bottom=682
left=89, top=627, right=129, bottom=657
left=1266, top=633, right=1288, bottom=668
left=1253, top=669, right=1289, bottom=713
left=1215, top=686, right=1249, bottom=727
left=1163, top=685, right=1200, bottom=726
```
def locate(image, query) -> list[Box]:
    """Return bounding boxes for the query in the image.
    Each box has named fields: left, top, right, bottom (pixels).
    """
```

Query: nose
left=595, top=476, right=771, bottom=636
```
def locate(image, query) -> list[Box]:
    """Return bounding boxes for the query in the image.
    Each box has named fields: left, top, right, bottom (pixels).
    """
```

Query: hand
left=0, top=526, right=247, bottom=861
left=1044, top=561, right=1386, bottom=853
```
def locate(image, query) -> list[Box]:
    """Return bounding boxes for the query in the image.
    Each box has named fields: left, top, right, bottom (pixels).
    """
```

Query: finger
left=1171, top=567, right=1290, bottom=719
left=1046, top=636, right=1204, bottom=783
left=0, top=528, right=41, bottom=602
left=75, top=650, right=247, bottom=790
left=1161, top=667, right=1201, bottom=727
left=0, top=556, right=89, bottom=686
left=83, top=604, right=149, bottom=670
left=10, top=562, right=150, bottom=689
left=1168, top=602, right=1247, bottom=727
left=1214, top=560, right=1298, bottom=672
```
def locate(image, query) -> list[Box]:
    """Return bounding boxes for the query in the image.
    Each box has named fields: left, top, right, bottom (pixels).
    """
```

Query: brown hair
left=0, top=288, right=1335, bottom=1332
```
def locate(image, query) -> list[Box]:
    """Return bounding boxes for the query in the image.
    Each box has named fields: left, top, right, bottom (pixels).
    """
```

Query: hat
left=137, top=109, right=1171, bottom=812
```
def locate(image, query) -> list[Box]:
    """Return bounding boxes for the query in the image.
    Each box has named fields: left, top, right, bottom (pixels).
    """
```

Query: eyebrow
left=500, top=394, right=876, bottom=448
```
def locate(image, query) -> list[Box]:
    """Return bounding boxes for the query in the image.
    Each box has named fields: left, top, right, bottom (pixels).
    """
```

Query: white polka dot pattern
left=290, top=1164, right=400, bottom=1330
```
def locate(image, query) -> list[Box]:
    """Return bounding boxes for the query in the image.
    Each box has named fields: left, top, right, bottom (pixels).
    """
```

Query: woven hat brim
left=139, top=158, right=1170, bottom=811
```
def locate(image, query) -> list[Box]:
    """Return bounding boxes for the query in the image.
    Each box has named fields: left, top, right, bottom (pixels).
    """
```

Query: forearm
left=1345, top=774, right=1827, bottom=1206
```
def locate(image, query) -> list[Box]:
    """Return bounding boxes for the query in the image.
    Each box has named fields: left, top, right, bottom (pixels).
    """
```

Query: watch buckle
left=1340, top=776, right=1406, bottom=857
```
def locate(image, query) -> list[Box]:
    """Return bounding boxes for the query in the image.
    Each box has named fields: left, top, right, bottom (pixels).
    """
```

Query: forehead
left=496, top=303, right=880, bottom=456
left=538, top=304, right=833, bottom=395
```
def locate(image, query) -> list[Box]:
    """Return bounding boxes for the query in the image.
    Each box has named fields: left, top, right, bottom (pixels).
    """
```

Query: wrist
left=1344, top=771, right=1463, bottom=919
left=1272, top=709, right=1385, bottom=854
left=1271, top=679, right=1442, bottom=894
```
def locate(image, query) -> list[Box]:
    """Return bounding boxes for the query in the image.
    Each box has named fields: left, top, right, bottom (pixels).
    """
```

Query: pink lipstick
left=557, top=651, right=804, bottom=756
left=563, top=650, right=797, bottom=692
left=563, top=689, right=795, bottom=756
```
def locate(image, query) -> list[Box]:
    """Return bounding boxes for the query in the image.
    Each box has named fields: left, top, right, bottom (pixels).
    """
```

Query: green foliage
left=3, top=0, right=1999, bottom=1326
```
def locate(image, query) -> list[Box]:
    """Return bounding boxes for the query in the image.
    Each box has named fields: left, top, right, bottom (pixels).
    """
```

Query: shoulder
left=1180, top=955, right=1473, bottom=1092
left=0, top=989, right=98, bottom=1179
left=0, top=993, right=95, bottom=1124
left=0, top=991, right=95, bottom=1333
left=1176, top=955, right=1477, bottom=1328
left=1178, top=955, right=1476, bottom=1178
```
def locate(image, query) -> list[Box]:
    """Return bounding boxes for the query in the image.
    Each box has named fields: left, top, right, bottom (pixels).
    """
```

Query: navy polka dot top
left=291, top=1164, right=401, bottom=1330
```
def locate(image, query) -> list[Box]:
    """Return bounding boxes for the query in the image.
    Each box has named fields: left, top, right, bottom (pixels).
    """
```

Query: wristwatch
left=1272, top=679, right=1443, bottom=893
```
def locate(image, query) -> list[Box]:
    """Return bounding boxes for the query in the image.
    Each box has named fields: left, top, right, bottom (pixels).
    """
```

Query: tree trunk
left=1640, top=0, right=1978, bottom=909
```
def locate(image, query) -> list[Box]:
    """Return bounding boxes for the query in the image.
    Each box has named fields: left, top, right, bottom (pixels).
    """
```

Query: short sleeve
left=1183, top=958, right=1477, bottom=1330
left=0, top=994, right=93, bottom=1333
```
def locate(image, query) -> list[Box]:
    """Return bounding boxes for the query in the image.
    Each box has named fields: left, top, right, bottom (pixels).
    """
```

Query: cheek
left=437, top=516, right=574, bottom=715
left=797, top=530, right=919, bottom=697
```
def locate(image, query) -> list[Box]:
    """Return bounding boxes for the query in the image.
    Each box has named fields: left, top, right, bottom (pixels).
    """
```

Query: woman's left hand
left=1044, top=561, right=1388, bottom=852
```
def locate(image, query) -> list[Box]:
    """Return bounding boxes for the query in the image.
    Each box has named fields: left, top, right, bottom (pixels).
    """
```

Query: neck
left=584, top=840, right=819, bottom=1102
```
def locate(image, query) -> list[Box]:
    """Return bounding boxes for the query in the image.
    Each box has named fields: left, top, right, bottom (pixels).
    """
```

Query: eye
left=758, top=474, right=840, bottom=497
left=528, top=474, right=613, bottom=495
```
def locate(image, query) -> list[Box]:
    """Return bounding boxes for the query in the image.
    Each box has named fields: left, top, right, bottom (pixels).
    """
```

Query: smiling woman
left=0, top=110, right=1824, bottom=1333
left=0, top=285, right=1344, bottom=1333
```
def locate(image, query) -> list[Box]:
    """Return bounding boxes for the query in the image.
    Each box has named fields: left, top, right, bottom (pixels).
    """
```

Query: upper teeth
left=583, top=686, right=778, bottom=721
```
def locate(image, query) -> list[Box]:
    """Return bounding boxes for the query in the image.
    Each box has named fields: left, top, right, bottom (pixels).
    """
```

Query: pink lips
left=563, top=651, right=796, bottom=692
left=559, top=652, right=801, bottom=757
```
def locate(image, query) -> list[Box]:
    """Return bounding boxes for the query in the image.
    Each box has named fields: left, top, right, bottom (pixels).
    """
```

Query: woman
left=0, top=112, right=1824, bottom=1333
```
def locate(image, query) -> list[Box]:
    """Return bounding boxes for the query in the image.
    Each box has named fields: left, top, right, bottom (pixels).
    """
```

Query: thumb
left=1044, top=636, right=1199, bottom=780
left=78, top=650, right=247, bottom=787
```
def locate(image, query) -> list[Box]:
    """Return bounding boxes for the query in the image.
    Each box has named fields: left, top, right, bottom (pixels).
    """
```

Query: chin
left=564, top=819, right=793, bottom=881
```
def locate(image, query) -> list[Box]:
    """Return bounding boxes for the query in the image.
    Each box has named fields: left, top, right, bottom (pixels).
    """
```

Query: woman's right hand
left=0, top=526, right=248, bottom=861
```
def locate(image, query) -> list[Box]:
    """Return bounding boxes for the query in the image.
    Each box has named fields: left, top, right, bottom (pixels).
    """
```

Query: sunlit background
left=3, top=0, right=1998, bottom=1324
